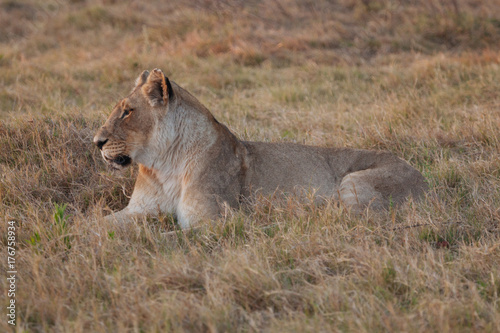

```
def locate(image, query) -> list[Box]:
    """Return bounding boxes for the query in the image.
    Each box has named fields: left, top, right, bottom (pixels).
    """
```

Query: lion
left=94, top=68, right=427, bottom=228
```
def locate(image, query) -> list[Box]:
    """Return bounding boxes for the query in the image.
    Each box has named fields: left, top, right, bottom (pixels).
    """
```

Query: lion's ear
left=134, top=70, right=150, bottom=88
left=141, top=68, right=174, bottom=107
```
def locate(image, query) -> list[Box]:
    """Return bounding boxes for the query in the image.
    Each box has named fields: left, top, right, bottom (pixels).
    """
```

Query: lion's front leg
left=176, top=188, right=223, bottom=229
left=104, top=164, right=173, bottom=224
left=176, top=200, right=218, bottom=229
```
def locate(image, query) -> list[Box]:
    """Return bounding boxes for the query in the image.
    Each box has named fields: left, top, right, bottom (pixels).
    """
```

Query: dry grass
left=1, top=0, right=500, bottom=332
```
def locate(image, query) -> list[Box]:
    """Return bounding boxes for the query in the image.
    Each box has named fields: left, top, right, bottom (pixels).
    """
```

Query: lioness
left=94, top=69, right=427, bottom=228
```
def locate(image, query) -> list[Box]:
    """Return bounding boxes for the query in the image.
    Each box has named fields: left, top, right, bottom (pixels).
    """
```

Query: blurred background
left=1, top=0, right=499, bottom=118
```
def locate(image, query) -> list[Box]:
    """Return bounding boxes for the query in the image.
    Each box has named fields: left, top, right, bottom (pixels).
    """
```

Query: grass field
left=1, top=0, right=500, bottom=331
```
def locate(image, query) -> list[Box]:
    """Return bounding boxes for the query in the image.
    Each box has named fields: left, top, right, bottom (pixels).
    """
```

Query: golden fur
left=94, top=69, right=428, bottom=228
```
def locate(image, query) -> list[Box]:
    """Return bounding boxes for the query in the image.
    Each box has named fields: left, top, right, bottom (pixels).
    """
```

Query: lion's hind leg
left=338, top=163, right=425, bottom=211
left=338, top=170, right=386, bottom=211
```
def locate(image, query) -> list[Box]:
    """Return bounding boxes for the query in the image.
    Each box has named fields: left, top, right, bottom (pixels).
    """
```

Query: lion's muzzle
left=94, top=129, right=132, bottom=169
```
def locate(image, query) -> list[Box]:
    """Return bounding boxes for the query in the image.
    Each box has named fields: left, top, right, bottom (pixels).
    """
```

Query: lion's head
left=93, top=68, right=174, bottom=170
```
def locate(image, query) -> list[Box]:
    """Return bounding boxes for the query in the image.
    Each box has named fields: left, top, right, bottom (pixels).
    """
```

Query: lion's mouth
left=113, top=155, right=131, bottom=166
left=103, top=153, right=132, bottom=169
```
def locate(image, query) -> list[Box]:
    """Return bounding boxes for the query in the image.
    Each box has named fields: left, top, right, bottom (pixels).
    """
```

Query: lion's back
left=242, top=141, right=343, bottom=197
left=240, top=141, right=426, bottom=204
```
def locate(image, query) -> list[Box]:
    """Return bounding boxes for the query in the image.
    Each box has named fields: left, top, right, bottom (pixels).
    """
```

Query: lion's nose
left=94, top=138, right=108, bottom=150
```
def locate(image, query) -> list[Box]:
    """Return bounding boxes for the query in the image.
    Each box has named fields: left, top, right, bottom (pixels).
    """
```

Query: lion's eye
left=120, top=108, right=133, bottom=119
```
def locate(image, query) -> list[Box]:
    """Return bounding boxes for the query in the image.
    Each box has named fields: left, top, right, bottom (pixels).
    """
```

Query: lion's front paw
left=103, top=212, right=143, bottom=236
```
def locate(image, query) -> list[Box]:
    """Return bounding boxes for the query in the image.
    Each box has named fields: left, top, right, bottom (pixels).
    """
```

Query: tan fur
left=94, top=69, right=428, bottom=228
